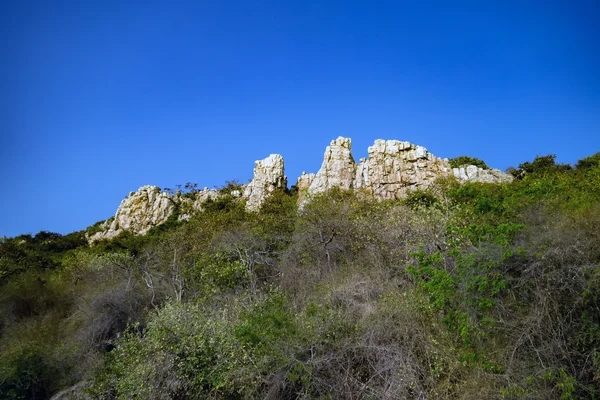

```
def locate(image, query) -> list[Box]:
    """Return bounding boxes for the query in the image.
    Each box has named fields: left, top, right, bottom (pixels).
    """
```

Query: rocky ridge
left=88, top=154, right=287, bottom=242
left=300, top=137, right=512, bottom=203
left=88, top=137, right=512, bottom=242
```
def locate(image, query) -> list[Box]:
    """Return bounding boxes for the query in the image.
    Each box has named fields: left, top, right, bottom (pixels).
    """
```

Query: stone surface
left=243, top=154, right=287, bottom=212
left=307, top=137, right=356, bottom=196
left=88, top=154, right=288, bottom=242
left=300, top=137, right=513, bottom=204
left=453, top=166, right=513, bottom=184
left=88, top=137, right=513, bottom=243
left=354, top=139, right=451, bottom=199
left=295, top=171, right=316, bottom=204
left=88, top=185, right=176, bottom=242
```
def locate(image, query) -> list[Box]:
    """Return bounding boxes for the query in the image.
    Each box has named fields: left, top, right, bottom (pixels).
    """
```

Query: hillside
left=1, top=143, right=599, bottom=399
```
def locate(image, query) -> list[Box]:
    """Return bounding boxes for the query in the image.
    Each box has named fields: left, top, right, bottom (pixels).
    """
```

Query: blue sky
left=1, top=0, right=599, bottom=237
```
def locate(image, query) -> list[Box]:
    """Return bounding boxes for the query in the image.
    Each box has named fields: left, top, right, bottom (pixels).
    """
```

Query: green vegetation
left=1, top=152, right=599, bottom=399
left=449, top=155, right=489, bottom=169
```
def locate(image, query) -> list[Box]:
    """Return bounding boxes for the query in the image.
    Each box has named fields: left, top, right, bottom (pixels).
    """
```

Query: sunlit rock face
left=452, top=165, right=513, bottom=184
left=306, top=137, right=356, bottom=196
left=88, top=185, right=176, bottom=242
left=243, top=154, right=287, bottom=212
left=87, top=155, right=288, bottom=243
left=294, top=171, right=316, bottom=204
left=299, top=137, right=513, bottom=205
left=88, top=137, right=513, bottom=243
left=354, top=139, right=452, bottom=199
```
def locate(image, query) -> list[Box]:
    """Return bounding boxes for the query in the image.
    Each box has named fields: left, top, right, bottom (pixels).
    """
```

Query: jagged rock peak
left=354, top=139, right=451, bottom=199
left=299, top=137, right=513, bottom=204
left=88, top=137, right=514, bottom=244
left=88, top=154, right=289, bottom=243
left=307, top=137, right=356, bottom=196
left=88, top=185, right=176, bottom=242
left=244, top=154, right=287, bottom=212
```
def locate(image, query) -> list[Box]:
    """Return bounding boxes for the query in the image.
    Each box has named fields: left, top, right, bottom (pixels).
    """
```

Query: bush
left=576, top=152, right=600, bottom=170
left=90, top=301, right=250, bottom=399
left=3, top=149, right=600, bottom=399
left=404, top=189, right=440, bottom=210
left=0, top=345, right=61, bottom=400
left=449, top=155, right=489, bottom=169
left=512, top=154, right=572, bottom=178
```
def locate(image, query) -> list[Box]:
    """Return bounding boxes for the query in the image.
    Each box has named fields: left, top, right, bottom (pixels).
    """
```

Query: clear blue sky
left=1, top=0, right=599, bottom=237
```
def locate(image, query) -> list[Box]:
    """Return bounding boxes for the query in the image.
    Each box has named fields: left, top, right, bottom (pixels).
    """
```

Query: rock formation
left=244, top=154, right=287, bottom=212
left=88, top=185, right=176, bottom=242
left=452, top=165, right=513, bottom=184
left=354, top=139, right=450, bottom=199
left=307, top=137, right=356, bottom=196
left=88, top=137, right=513, bottom=243
left=298, top=137, right=513, bottom=204
left=89, top=154, right=288, bottom=242
left=177, top=188, right=221, bottom=221
left=295, top=172, right=315, bottom=204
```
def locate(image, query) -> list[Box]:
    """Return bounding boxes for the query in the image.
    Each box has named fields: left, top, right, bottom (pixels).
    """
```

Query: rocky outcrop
left=452, top=165, right=513, bottom=184
left=295, top=172, right=315, bottom=203
left=307, top=137, right=356, bottom=196
left=299, top=137, right=513, bottom=204
left=88, top=137, right=513, bottom=243
left=87, top=186, right=231, bottom=242
left=177, top=188, right=221, bottom=220
left=88, top=186, right=176, bottom=242
left=88, top=155, right=289, bottom=242
left=244, top=154, right=287, bottom=212
left=354, top=139, right=451, bottom=199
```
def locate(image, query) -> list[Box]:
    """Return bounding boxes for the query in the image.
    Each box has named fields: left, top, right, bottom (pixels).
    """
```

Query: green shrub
left=449, top=155, right=489, bottom=169
left=576, top=152, right=600, bottom=170
left=0, top=345, right=61, bottom=400
left=90, top=301, right=250, bottom=399
left=513, top=154, right=572, bottom=177
left=404, top=189, right=440, bottom=210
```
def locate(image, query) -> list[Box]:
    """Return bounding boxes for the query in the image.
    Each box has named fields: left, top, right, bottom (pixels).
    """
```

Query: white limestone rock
left=354, top=139, right=452, bottom=199
left=244, top=154, right=287, bottom=212
left=307, top=137, right=356, bottom=196
left=296, top=171, right=315, bottom=191
left=88, top=136, right=514, bottom=244
left=88, top=185, right=176, bottom=242
left=298, top=137, right=512, bottom=206
left=453, top=166, right=513, bottom=184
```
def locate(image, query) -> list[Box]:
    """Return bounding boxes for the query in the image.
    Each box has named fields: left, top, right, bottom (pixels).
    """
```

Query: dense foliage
left=449, top=156, right=489, bottom=170
left=1, top=152, right=599, bottom=399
